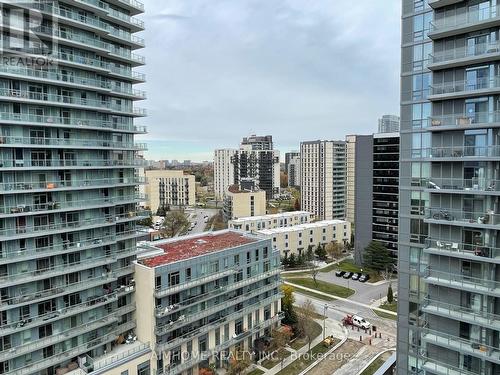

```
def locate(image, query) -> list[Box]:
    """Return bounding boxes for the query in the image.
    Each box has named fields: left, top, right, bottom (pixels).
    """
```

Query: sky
left=137, top=0, right=401, bottom=161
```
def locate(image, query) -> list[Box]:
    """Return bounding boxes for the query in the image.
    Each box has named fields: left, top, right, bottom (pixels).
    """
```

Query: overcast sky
left=137, top=0, right=401, bottom=161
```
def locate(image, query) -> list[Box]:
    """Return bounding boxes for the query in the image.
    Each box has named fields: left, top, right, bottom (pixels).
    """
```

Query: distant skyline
left=138, top=0, right=400, bottom=161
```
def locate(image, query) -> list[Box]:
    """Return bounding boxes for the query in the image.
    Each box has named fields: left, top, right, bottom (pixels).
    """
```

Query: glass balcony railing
left=422, top=327, right=500, bottom=362
left=422, top=298, right=500, bottom=328
left=429, top=111, right=500, bottom=128
left=422, top=356, right=483, bottom=375
left=0, top=135, right=147, bottom=150
left=0, top=158, right=144, bottom=169
left=156, top=293, right=283, bottom=353
left=417, top=145, right=500, bottom=158
left=430, top=77, right=500, bottom=96
left=0, top=292, right=119, bottom=336
left=155, top=282, right=279, bottom=335
left=0, top=176, right=144, bottom=193
left=431, top=42, right=500, bottom=65
left=425, top=238, right=500, bottom=260
left=107, top=8, right=144, bottom=29
left=424, top=207, right=500, bottom=226
left=155, top=268, right=281, bottom=317
left=418, top=177, right=500, bottom=192
left=0, top=273, right=116, bottom=308
left=92, top=341, right=150, bottom=372
left=430, top=5, right=500, bottom=33
left=422, top=266, right=500, bottom=294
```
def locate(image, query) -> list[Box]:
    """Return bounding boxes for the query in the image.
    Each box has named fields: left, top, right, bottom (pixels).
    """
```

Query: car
left=351, top=273, right=360, bottom=280
left=342, top=272, right=353, bottom=279
left=358, top=274, right=370, bottom=282
left=335, top=270, right=345, bottom=277
left=352, top=315, right=371, bottom=329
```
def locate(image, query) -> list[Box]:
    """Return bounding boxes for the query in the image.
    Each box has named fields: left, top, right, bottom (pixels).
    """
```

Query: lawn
left=360, top=357, right=386, bottom=375
left=373, top=302, right=397, bottom=320
left=247, top=368, right=264, bottom=375
left=289, top=320, right=323, bottom=350
left=335, top=260, right=383, bottom=283
left=276, top=339, right=339, bottom=375
left=287, top=278, right=354, bottom=298
left=295, top=307, right=326, bottom=320
left=261, top=348, right=291, bottom=369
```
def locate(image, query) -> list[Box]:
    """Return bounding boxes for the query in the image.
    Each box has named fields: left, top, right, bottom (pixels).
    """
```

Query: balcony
left=429, top=5, right=500, bottom=39
left=0, top=273, right=117, bottom=310
left=0, top=158, right=143, bottom=171
left=429, top=42, right=500, bottom=70
left=415, top=145, right=500, bottom=160
left=421, top=177, right=500, bottom=194
left=428, top=111, right=500, bottom=131
left=422, top=298, right=500, bottom=330
left=425, top=238, right=500, bottom=263
left=424, top=207, right=500, bottom=229
left=0, top=112, right=147, bottom=134
left=155, top=282, right=279, bottom=335
left=156, top=294, right=283, bottom=353
left=0, top=293, right=120, bottom=336
left=155, top=268, right=281, bottom=317
left=422, top=356, right=480, bottom=375
left=429, top=77, right=500, bottom=101
left=422, top=267, right=500, bottom=297
left=0, top=254, right=117, bottom=288
left=0, top=176, right=144, bottom=195
left=88, top=341, right=151, bottom=374
left=422, top=328, right=500, bottom=365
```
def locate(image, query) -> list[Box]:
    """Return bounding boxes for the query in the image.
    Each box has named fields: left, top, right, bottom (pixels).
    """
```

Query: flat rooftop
left=230, top=211, right=312, bottom=223
left=139, top=231, right=258, bottom=268
left=256, top=219, right=348, bottom=235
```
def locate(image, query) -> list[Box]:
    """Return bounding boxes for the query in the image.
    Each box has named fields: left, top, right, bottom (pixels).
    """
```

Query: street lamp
left=322, top=304, right=329, bottom=340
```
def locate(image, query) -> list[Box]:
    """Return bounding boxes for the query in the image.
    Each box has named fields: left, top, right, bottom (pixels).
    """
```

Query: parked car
left=352, top=315, right=371, bottom=329
left=335, top=270, right=345, bottom=277
left=342, top=272, right=353, bottom=279
left=358, top=274, right=370, bottom=282
left=351, top=273, right=360, bottom=280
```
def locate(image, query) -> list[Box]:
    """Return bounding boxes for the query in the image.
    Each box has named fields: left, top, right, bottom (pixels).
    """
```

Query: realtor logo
left=0, top=0, right=57, bottom=67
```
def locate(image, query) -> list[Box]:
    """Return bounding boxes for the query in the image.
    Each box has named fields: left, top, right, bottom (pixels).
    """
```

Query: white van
left=352, top=315, right=371, bottom=329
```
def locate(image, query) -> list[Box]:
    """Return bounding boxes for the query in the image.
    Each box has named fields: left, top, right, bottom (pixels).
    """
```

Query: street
left=186, top=208, right=220, bottom=234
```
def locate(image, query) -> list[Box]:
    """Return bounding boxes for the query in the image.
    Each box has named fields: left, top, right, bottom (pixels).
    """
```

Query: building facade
left=228, top=211, right=314, bottom=232
left=300, top=140, right=346, bottom=220
left=214, top=149, right=235, bottom=201
left=134, top=231, right=283, bottom=375
left=287, top=155, right=301, bottom=188
left=145, top=170, right=196, bottom=212
left=0, top=0, right=148, bottom=374
left=378, top=115, right=401, bottom=134
left=222, top=185, right=266, bottom=221
left=399, top=1, right=500, bottom=374
left=256, top=220, right=351, bottom=257
left=284, top=151, right=300, bottom=175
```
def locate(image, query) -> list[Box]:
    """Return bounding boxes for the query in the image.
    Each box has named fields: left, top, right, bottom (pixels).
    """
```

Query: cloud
left=136, top=0, right=400, bottom=160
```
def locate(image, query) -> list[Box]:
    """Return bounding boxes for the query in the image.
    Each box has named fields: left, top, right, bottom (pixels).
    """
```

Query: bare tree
left=309, top=261, right=320, bottom=287
left=325, top=242, right=343, bottom=260
left=296, top=299, right=317, bottom=353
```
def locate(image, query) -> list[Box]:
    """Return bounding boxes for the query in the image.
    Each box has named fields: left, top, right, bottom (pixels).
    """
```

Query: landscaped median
left=283, top=277, right=355, bottom=299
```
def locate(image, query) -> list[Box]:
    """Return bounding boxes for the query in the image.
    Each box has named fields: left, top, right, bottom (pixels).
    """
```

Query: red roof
left=141, top=231, right=257, bottom=268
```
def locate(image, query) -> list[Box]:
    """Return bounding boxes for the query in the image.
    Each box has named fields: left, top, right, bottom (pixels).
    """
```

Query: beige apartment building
left=145, top=170, right=196, bottom=212
left=256, top=220, right=351, bottom=257
left=345, top=135, right=356, bottom=224
left=133, top=231, right=283, bottom=375
left=222, top=185, right=266, bottom=221
left=228, top=211, right=314, bottom=232
left=214, top=149, right=236, bottom=201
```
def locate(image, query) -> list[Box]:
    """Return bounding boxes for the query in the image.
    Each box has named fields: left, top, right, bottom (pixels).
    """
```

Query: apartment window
left=186, top=267, right=192, bottom=280
left=234, top=254, right=240, bottom=265
left=39, top=324, right=52, bottom=339
left=121, top=371, right=129, bottom=375
left=255, top=249, right=259, bottom=261
left=155, top=276, right=161, bottom=289
left=168, top=271, right=180, bottom=286
left=247, top=251, right=251, bottom=264
left=137, top=361, right=150, bottom=375
left=263, top=247, right=268, bottom=258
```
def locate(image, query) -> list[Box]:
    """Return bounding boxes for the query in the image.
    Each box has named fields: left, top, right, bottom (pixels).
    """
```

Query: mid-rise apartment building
left=228, top=211, right=314, bottom=232
left=256, top=220, right=351, bottom=257
left=378, top=115, right=400, bottom=134
left=134, top=231, right=283, bottom=375
left=0, top=0, right=148, bottom=374
left=222, top=184, right=266, bottom=221
left=214, top=149, right=235, bottom=201
left=145, top=170, right=196, bottom=212
left=300, top=140, right=346, bottom=220
left=287, top=155, right=301, bottom=188
left=398, top=1, right=500, bottom=374
left=284, top=151, right=300, bottom=175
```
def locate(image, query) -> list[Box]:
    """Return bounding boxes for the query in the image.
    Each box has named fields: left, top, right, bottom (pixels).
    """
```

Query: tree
left=227, top=347, right=252, bottom=375
left=270, top=326, right=293, bottom=368
left=362, top=241, right=393, bottom=272
left=280, top=172, right=288, bottom=188
left=325, top=242, right=343, bottom=260
left=309, top=261, right=320, bottom=286
left=281, top=285, right=297, bottom=326
left=288, top=253, right=296, bottom=268
left=137, top=216, right=153, bottom=227
left=296, top=299, right=317, bottom=353
left=306, top=245, right=314, bottom=262
left=387, top=284, right=394, bottom=304
left=294, top=198, right=300, bottom=211
left=161, top=211, right=189, bottom=238
left=314, top=243, right=327, bottom=260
